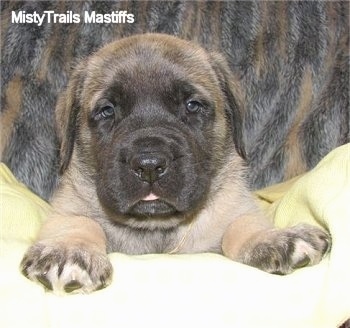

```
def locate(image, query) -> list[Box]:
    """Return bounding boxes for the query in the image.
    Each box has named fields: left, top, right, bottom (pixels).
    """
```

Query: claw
left=36, top=274, right=53, bottom=291
left=294, top=255, right=310, bottom=269
left=64, top=280, right=83, bottom=293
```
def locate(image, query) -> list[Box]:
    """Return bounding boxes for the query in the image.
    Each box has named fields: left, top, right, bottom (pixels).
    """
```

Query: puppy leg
left=21, top=215, right=113, bottom=294
left=222, top=214, right=331, bottom=274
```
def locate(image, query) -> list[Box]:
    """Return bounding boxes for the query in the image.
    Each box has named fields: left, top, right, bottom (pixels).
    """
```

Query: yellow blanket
left=1, top=144, right=349, bottom=328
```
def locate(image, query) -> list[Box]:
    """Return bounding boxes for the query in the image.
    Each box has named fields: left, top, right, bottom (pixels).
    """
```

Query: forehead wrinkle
left=122, top=54, right=184, bottom=89
left=82, top=39, right=223, bottom=112
left=120, top=55, right=219, bottom=103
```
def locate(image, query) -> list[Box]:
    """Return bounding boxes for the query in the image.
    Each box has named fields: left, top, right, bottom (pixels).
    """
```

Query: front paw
left=20, top=241, right=113, bottom=294
left=238, top=224, right=331, bottom=275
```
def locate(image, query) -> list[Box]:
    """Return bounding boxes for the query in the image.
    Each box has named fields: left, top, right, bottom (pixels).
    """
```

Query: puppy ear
left=209, top=52, right=246, bottom=159
left=56, top=64, right=86, bottom=174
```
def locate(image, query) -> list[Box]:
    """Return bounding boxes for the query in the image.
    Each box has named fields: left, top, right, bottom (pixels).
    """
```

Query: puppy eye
left=93, top=102, right=115, bottom=121
left=186, top=100, right=203, bottom=113
left=100, top=104, right=115, bottom=119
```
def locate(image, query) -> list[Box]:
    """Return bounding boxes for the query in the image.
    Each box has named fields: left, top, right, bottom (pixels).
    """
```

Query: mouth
left=129, top=193, right=178, bottom=217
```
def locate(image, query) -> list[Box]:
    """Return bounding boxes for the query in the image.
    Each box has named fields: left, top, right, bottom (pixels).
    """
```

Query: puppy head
left=56, top=33, right=244, bottom=229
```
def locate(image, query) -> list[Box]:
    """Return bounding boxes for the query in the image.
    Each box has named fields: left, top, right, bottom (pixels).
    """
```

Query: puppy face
left=57, top=33, right=243, bottom=229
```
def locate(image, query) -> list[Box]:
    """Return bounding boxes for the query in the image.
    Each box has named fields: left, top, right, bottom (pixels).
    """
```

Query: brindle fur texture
left=19, top=34, right=330, bottom=294
left=1, top=1, right=349, bottom=200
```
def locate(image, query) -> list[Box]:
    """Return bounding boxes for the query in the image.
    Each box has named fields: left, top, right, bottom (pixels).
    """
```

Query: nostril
left=156, top=166, right=165, bottom=175
left=134, top=168, right=144, bottom=179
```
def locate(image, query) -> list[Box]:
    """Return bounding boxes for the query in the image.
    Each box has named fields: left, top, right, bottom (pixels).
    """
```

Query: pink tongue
left=142, top=193, right=159, bottom=201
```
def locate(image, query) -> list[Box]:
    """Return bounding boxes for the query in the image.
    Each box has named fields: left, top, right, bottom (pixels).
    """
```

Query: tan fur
left=38, top=214, right=107, bottom=253
left=181, top=153, right=268, bottom=253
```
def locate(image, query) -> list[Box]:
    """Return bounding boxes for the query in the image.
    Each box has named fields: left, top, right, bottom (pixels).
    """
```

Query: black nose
left=130, top=153, right=168, bottom=183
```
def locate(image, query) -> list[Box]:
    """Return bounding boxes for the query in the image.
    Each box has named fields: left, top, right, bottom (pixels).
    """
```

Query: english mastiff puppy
left=21, top=34, right=330, bottom=293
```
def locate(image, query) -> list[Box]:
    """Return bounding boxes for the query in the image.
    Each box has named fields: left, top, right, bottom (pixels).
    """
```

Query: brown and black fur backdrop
left=1, top=0, right=349, bottom=200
